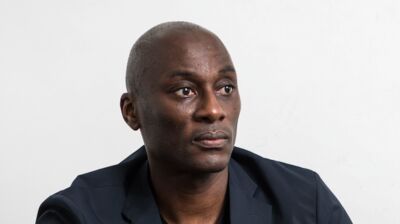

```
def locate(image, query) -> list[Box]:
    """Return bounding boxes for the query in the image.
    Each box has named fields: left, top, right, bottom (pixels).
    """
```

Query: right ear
left=120, top=93, right=140, bottom=130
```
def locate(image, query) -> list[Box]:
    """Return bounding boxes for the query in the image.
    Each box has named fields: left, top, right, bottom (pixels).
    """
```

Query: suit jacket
left=36, top=146, right=352, bottom=224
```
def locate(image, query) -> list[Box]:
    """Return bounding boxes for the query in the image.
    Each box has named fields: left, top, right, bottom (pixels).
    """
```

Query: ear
left=120, top=93, right=140, bottom=130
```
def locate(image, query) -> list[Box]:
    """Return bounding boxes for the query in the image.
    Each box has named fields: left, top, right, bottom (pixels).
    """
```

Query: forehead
left=146, top=30, right=233, bottom=77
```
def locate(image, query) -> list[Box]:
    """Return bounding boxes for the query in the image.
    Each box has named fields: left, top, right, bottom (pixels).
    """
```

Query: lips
left=192, top=131, right=229, bottom=149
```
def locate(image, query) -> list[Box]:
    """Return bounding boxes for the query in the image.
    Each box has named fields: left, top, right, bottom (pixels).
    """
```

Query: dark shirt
left=160, top=202, right=229, bottom=224
left=160, top=192, right=230, bottom=224
left=36, top=146, right=352, bottom=224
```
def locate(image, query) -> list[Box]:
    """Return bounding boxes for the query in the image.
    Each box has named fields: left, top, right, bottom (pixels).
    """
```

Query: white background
left=1, top=0, right=399, bottom=223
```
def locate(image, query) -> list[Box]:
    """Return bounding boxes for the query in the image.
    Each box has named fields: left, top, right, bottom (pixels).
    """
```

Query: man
left=36, top=21, right=352, bottom=224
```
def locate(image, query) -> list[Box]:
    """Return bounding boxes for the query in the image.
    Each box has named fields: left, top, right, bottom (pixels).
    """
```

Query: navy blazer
left=36, top=146, right=352, bottom=224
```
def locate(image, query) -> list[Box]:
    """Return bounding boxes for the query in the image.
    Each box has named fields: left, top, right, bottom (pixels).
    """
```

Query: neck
left=149, top=163, right=229, bottom=224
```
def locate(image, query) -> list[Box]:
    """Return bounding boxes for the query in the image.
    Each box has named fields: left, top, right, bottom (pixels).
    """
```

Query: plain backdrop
left=1, top=0, right=399, bottom=223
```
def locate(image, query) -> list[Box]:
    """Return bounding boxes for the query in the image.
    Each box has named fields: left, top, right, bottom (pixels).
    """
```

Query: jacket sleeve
left=36, top=210, right=68, bottom=224
left=315, top=173, right=352, bottom=224
left=36, top=194, right=84, bottom=224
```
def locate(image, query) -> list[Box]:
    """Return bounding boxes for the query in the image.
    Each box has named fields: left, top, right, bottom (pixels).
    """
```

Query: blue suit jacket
left=36, top=146, right=352, bottom=223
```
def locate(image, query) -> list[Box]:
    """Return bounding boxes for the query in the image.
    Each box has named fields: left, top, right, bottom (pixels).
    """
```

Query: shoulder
left=70, top=146, right=147, bottom=189
left=231, top=147, right=317, bottom=205
left=36, top=147, right=147, bottom=224
left=232, top=146, right=317, bottom=187
left=231, top=146, right=352, bottom=223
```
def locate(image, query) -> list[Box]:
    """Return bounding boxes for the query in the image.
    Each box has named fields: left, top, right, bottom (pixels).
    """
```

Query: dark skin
left=120, top=25, right=241, bottom=224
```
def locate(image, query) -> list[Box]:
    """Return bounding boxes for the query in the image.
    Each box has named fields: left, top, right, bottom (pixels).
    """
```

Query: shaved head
left=125, top=21, right=227, bottom=96
left=120, top=20, right=240, bottom=175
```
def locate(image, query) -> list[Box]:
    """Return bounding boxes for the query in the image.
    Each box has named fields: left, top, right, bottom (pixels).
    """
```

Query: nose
left=193, top=91, right=226, bottom=123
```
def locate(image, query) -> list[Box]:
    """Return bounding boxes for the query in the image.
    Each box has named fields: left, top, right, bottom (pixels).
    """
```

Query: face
left=123, top=30, right=241, bottom=174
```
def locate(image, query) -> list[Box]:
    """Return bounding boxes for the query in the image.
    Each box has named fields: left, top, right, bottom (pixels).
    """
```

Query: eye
left=175, top=87, right=195, bottom=98
left=217, top=85, right=234, bottom=96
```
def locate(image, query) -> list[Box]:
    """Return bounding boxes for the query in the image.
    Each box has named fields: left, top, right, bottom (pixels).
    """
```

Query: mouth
left=192, top=131, right=229, bottom=149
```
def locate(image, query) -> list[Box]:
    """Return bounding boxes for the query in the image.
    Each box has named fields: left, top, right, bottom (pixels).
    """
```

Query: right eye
left=175, top=87, right=195, bottom=98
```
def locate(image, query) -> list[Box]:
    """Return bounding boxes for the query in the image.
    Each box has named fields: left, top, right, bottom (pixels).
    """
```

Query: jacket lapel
left=121, top=161, right=163, bottom=224
left=229, top=159, right=272, bottom=224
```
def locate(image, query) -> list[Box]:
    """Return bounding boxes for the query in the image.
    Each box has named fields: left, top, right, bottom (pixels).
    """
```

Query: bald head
left=121, top=21, right=240, bottom=174
left=125, top=21, right=229, bottom=96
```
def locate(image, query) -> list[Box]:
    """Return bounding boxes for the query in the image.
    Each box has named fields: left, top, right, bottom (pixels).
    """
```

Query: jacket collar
left=121, top=148, right=272, bottom=224
left=228, top=159, right=272, bottom=224
left=121, top=159, right=163, bottom=224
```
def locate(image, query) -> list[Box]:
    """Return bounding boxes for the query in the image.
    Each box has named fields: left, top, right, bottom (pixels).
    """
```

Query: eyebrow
left=168, top=65, right=236, bottom=79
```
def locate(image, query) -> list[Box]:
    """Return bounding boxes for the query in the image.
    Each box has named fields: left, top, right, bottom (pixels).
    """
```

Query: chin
left=190, top=155, right=230, bottom=174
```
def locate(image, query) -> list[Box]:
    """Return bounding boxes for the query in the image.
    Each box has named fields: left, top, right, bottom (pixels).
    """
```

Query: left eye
left=217, top=85, right=234, bottom=95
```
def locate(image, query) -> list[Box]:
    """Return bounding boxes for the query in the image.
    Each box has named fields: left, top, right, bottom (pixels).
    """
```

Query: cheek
left=163, top=101, right=194, bottom=125
left=234, top=100, right=241, bottom=120
left=224, top=96, right=241, bottom=121
left=163, top=103, right=196, bottom=141
left=141, top=100, right=194, bottom=137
